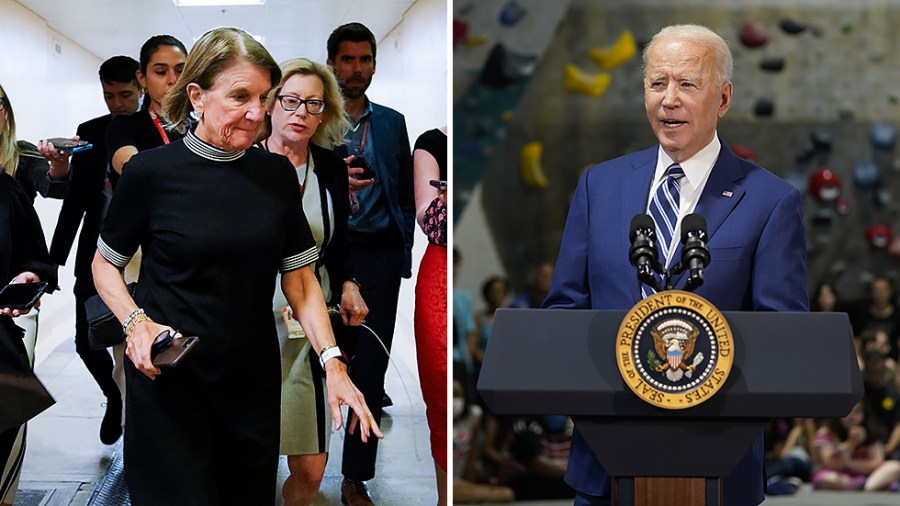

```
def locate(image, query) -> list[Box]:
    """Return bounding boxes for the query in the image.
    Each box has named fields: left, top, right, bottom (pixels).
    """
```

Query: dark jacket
left=50, top=115, right=112, bottom=294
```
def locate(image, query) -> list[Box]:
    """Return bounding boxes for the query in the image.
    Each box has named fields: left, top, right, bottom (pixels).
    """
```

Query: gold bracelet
left=125, top=313, right=153, bottom=341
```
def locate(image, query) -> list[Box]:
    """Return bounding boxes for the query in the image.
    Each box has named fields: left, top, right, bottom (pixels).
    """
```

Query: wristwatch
left=319, top=344, right=347, bottom=369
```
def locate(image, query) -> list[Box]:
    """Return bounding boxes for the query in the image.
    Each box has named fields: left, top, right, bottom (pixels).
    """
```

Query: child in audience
left=812, top=402, right=900, bottom=491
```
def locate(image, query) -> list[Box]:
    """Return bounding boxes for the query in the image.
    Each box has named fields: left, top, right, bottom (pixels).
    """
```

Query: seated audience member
left=811, top=281, right=842, bottom=313
left=812, top=402, right=900, bottom=491
left=860, top=329, right=898, bottom=378
left=482, top=413, right=576, bottom=501
left=862, top=351, right=900, bottom=461
left=851, top=276, right=900, bottom=360
left=472, top=276, right=509, bottom=376
left=453, top=375, right=514, bottom=504
left=765, top=417, right=816, bottom=495
left=508, top=261, right=553, bottom=309
left=453, top=248, right=477, bottom=371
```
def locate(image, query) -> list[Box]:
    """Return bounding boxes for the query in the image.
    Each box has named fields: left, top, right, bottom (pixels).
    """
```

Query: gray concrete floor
left=505, top=485, right=899, bottom=506
left=13, top=278, right=437, bottom=505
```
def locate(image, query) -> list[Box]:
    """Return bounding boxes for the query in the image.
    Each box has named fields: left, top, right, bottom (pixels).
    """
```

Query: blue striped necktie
left=649, top=163, right=685, bottom=269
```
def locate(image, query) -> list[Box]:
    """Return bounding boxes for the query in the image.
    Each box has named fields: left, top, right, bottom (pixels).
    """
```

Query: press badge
left=281, top=306, right=306, bottom=339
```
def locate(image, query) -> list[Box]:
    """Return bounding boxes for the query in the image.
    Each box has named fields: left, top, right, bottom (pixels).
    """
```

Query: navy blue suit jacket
left=369, top=102, right=415, bottom=278
left=543, top=140, right=809, bottom=505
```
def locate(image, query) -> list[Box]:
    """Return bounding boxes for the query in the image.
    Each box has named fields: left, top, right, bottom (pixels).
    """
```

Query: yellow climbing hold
left=464, top=35, right=489, bottom=47
left=520, top=142, right=549, bottom=189
left=589, top=30, right=637, bottom=70
left=501, top=110, right=514, bottom=122
left=563, top=64, right=611, bottom=98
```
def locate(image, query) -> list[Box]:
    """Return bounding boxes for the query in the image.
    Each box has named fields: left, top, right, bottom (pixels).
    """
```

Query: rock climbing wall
left=474, top=0, right=900, bottom=299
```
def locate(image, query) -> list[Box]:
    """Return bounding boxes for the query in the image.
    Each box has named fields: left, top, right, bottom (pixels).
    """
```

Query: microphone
left=679, top=213, right=710, bottom=292
left=629, top=214, right=663, bottom=292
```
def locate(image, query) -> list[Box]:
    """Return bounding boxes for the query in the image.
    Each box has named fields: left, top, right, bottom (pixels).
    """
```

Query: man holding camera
left=326, top=22, right=414, bottom=505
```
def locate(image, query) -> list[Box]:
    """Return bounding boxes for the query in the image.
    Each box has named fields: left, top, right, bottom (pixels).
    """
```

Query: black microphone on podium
left=679, top=213, right=711, bottom=292
left=629, top=214, right=663, bottom=292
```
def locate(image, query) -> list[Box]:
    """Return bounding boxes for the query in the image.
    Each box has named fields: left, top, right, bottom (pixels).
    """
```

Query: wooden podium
left=477, top=309, right=862, bottom=506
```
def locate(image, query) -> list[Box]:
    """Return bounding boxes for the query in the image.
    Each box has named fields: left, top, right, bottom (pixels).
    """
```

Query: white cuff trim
left=280, top=246, right=318, bottom=273
left=97, top=238, right=133, bottom=268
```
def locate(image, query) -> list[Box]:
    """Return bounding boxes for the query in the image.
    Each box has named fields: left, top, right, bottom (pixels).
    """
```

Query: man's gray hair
left=642, top=24, right=733, bottom=84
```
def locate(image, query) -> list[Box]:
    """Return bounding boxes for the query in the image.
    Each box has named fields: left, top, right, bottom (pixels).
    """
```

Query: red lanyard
left=149, top=109, right=171, bottom=145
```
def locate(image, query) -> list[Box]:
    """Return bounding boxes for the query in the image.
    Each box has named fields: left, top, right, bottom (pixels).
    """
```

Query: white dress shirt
left=646, top=133, right=721, bottom=268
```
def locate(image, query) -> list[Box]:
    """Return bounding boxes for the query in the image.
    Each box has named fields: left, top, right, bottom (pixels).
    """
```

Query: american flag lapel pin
left=722, top=190, right=733, bottom=198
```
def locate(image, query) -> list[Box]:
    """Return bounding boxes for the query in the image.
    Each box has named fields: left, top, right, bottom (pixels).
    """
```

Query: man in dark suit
left=50, top=55, right=140, bottom=445
left=326, top=22, right=414, bottom=505
left=543, top=25, right=808, bottom=506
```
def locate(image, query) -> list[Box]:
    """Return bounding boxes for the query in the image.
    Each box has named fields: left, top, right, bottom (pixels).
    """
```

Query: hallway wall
left=1, top=0, right=107, bottom=363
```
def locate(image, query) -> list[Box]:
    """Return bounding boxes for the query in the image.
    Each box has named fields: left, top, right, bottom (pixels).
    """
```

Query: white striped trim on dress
left=279, top=246, right=319, bottom=273
left=97, top=237, right=133, bottom=268
left=184, top=129, right=246, bottom=162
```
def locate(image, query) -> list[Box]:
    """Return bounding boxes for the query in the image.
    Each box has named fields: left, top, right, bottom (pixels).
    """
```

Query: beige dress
left=272, top=157, right=335, bottom=454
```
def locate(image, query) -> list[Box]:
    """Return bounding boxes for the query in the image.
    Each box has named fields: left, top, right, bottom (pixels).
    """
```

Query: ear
left=717, top=81, right=732, bottom=118
left=136, top=68, right=147, bottom=89
left=187, top=83, right=204, bottom=113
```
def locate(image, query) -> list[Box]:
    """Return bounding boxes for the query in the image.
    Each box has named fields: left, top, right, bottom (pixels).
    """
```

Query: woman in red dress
left=413, top=126, right=448, bottom=505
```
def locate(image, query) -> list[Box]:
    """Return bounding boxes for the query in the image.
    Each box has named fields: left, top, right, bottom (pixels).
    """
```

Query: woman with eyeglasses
left=256, top=58, right=368, bottom=506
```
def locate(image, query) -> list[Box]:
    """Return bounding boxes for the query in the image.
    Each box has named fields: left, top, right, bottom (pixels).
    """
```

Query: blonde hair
left=0, top=83, right=20, bottom=176
left=163, top=27, right=281, bottom=134
left=643, top=24, right=734, bottom=84
left=258, top=58, right=350, bottom=149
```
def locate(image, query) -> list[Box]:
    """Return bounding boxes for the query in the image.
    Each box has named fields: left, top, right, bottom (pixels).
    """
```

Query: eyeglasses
left=276, top=95, right=325, bottom=115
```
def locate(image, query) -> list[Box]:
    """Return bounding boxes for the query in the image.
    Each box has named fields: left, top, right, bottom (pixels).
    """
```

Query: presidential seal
left=615, top=290, right=733, bottom=409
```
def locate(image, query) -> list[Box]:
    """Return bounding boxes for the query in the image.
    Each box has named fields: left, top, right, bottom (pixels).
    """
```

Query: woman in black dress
left=107, top=34, right=188, bottom=185
left=0, top=171, right=57, bottom=506
left=0, top=83, right=67, bottom=506
left=92, top=28, right=380, bottom=505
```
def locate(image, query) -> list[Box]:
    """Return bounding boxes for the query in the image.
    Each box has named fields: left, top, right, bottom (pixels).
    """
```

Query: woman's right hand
left=125, top=320, right=175, bottom=380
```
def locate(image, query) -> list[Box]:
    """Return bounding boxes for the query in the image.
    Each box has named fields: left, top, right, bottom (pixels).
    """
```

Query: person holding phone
left=0, top=83, right=72, bottom=203
left=326, top=23, right=415, bottom=502
left=49, top=55, right=142, bottom=447
left=255, top=57, right=368, bottom=506
left=92, top=28, right=380, bottom=504
left=0, top=169, right=57, bottom=506
left=413, top=125, right=448, bottom=505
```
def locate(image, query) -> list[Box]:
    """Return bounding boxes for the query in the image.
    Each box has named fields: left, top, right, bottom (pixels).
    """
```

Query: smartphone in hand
left=45, top=138, right=93, bottom=153
left=150, top=330, right=199, bottom=367
left=0, top=282, right=49, bottom=310
left=350, top=156, right=375, bottom=180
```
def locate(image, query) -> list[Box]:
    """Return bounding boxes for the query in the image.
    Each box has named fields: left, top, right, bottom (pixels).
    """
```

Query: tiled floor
left=12, top=225, right=438, bottom=505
